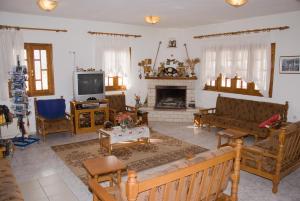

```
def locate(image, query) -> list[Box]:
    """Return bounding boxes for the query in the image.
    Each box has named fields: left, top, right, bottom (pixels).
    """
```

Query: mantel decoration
left=138, top=43, right=199, bottom=79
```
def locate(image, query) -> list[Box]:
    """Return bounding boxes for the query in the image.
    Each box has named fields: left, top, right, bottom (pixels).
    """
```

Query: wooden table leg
left=217, top=135, right=222, bottom=148
left=117, top=170, right=122, bottom=184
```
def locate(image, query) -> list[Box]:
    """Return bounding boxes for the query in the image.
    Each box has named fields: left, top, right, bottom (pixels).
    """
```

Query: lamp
left=145, top=16, right=160, bottom=24
left=225, top=0, right=248, bottom=7
left=37, top=0, right=58, bottom=11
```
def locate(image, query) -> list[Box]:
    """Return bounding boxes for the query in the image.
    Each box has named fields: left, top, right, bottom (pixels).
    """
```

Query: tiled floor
left=10, top=122, right=300, bottom=201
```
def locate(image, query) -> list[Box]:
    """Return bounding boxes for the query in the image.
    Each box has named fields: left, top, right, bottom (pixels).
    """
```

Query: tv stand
left=70, top=99, right=109, bottom=134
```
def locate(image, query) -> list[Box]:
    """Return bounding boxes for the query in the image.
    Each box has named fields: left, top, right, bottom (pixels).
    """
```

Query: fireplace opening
left=155, top=86, right=186, bottom=109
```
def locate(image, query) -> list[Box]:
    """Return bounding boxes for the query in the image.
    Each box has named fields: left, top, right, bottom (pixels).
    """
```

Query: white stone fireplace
left=141, top=78, right=198, bottom=122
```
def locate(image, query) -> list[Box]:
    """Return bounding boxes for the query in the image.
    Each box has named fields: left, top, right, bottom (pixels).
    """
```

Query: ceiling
left=1, top=0, right=300, bottom=28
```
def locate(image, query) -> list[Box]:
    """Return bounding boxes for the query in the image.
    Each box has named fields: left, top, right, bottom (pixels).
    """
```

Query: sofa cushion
left=106, top=95, right=126, bottom=113
left=0, top=159, right=24, bottom=201
left=36, top=99, right=66, bottom=120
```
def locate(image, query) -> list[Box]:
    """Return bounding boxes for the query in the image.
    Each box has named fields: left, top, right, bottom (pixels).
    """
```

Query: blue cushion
left=36, top=99, right=66, bottom=120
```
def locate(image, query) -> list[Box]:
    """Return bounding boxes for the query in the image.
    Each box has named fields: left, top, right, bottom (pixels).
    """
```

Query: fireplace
left=155, top=86, right=186, bottom=109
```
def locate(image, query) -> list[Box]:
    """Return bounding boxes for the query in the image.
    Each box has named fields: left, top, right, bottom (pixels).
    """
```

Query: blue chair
left=34, top=96, right=73, bottom=141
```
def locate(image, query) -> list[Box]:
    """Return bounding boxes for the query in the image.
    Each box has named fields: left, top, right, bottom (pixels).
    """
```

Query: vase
left=120, top=122, right=126, bottom=132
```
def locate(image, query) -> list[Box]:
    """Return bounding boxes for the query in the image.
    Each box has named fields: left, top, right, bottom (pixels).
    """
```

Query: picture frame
left=279, top=56, right=300, bottom=74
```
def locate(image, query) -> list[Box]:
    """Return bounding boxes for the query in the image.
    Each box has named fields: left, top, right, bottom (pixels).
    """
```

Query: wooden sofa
left=241, top=121, right=300, bottom=193
left=200, top=94, right=288, bottom=139
left=0, top=149, right=24, bottom=201
left=89, top=140, right=242, bottom=201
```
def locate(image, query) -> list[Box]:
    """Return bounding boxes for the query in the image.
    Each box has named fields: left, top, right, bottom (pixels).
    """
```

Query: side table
left=83, top=155, right=126, bottom=187
left=137, top=110, right=148, bottom=125
left=217, top=129, right=248, bottom=148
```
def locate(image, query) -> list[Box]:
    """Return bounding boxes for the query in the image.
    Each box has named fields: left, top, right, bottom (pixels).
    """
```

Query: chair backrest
left=106, top=94, right=126, bottom=113
left=126, top=141, right=242, bottom=201
left=35, top=97, right=66, bottom=120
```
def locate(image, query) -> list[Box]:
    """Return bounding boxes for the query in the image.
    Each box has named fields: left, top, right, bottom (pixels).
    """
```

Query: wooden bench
left=89, top=140, right=242, bottom=201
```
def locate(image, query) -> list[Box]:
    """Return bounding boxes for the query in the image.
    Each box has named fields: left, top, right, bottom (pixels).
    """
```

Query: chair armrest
left=64, top=112, right=73, bottom=120
left=88, top=180, right=117, bottom=201
left=199, top=108, right=216, bottom=114
left=36, top=115, right=47, bottom=122
left=242, top=146, right=277, bottom=159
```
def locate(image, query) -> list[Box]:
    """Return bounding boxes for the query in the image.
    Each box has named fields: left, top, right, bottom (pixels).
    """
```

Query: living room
left=0, top=0, right=300, bottom=201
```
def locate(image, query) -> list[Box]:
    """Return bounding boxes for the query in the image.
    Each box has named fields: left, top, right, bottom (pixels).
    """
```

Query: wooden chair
left=105, top=93, right=137, bottom=125
left=34, top=96, right=73, bottom=141
left=89, top=140, right=242, bottom=201
left=241, top=121, right=300, bottom=193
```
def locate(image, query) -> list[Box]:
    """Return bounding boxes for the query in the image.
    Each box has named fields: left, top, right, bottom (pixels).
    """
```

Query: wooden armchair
left=106, top=94, right=137, bottom=125
left=89, top=140, right=242, bottom=201
left=34, top=96, right=73, bottom=141
left=241, top=121, right=300, bottom=193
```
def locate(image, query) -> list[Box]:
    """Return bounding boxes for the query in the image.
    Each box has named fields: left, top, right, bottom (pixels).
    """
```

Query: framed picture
left=279, top=56, right=300, bottom=74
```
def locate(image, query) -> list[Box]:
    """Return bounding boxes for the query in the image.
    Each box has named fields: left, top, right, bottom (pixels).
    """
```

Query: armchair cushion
left=36, top=99, right=66, bottom=120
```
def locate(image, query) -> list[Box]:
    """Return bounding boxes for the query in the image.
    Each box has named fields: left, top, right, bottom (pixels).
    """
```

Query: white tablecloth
left=99, top=126, right=150, bottom=144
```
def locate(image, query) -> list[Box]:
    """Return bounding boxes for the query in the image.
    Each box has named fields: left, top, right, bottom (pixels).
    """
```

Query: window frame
left=24, top=43, right=55, bottom=97
left=204, top=43, right=276, bottom=97
left=105, top=76, right=126, bottom=91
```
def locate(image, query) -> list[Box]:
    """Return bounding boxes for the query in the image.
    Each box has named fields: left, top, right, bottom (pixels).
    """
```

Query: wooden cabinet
left=70, top=100, right=109, bottom=134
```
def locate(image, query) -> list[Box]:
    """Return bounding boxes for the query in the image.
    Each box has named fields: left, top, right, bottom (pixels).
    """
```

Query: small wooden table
left=83, top=155, right=126, bottom=187
left=217, top=129, right=248, bottom=148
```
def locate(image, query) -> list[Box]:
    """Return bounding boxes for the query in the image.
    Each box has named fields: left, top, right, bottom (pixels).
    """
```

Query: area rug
left=51, top=131, right=208, bottom=185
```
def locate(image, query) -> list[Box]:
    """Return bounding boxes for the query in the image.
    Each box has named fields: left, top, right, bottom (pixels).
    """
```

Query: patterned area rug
left=51, top=131, right=207, bottom=185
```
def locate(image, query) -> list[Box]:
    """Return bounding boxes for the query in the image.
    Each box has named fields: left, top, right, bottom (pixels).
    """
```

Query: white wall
left=0, top=10, right=299, bottom=134
left=184, top=11, right=300, bottom=122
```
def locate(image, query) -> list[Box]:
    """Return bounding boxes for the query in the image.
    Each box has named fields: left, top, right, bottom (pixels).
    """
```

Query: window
left=105, top=76, right=126, bottom=91
left=203, top=43, right=275, bottom=97
left=24, top=43, right=55, bottom=96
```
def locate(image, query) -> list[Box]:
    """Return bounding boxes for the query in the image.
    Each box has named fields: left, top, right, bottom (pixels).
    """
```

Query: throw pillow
left=259, top=114, right=281, bottom=128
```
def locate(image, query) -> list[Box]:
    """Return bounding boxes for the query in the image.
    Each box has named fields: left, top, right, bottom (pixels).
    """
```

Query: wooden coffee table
left=83, top=155, right=126, bottom=187
left=217, top=129, right=248, bottom=148
left=99, top=126, right=150, bottom=155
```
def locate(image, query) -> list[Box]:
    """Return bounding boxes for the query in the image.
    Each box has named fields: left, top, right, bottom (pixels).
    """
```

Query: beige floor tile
left=22, top=186, right=48, bottom=201
left=48, top=190, right=79, bottom=201
left=39, top=174, right=62, bottom=186
left=19, top=179, right=41, bottom=192
left=42, top=182, right=71, bottom=197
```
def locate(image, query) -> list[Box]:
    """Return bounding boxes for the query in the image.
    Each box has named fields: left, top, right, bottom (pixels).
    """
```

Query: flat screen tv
left=73, top=71, right=105, bottom=101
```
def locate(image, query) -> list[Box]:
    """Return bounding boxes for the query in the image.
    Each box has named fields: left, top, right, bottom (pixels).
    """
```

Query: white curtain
left=0, top=29, right=24, bottom=101
left=201, top=42, right=271, bottom=96
left=95, top=36, right=131, bottom=78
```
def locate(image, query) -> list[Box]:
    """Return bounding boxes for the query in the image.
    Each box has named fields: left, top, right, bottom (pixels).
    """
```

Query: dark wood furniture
left=137, top=110, right=148, bottom=125
left=241, top=121, right=300, bottom=193
left=70, top=100, right=109, bottom=134
left=217, top=129, right=248, bottom=148
left=200, top=94, right=288, bottom=140
left=105, top=94, right=137, bottom=125
left=34, top=97, right=73, bottom=141
left=89, top=140, right=242, bottom=201
left=83, top=155, right=126, bottom=187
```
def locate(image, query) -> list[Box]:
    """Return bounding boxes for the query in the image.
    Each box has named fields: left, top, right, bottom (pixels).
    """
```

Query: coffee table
left=83, top=155, right=126, bottom=187
left=217, top=129, right=248, bottom=148
left=98, top=126, right=150, bottom=155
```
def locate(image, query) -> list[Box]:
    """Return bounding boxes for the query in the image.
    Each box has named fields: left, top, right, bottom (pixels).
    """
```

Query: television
left=73, top=71, right=105, bottom=101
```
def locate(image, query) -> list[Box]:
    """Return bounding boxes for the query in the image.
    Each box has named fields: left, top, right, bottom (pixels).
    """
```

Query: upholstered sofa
left=200, top=95, right=288, bottom=139
left=241, top=121, right=300, bottom=193
left=0, top=155, right=24, bottom=201
left=89, top=140, right=242, bottom=201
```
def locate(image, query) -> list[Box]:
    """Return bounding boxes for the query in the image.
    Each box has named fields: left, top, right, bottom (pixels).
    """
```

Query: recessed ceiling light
left=225, top=0, right=248, bottom=7
left=37, top=0, right=58, bottom=11
left=145, top=16, right=160, bottom=24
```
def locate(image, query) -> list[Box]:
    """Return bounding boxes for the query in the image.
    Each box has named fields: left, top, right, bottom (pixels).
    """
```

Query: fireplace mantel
left=145, top=76, right=197, bottom=80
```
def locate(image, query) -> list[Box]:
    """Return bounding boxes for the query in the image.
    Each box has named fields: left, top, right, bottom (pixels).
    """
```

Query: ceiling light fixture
left=145, top=16, right=160, bottom=24
left=37, top=0, right=58, bottom=11
left=225, top=0, right=248, bottom=7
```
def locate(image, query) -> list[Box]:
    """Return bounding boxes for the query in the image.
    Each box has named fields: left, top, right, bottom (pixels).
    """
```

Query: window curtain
left=201, top=42, right=271, bottom=96
left=0, top=29, right=24, bottom=101
left=95, top=36, right=131, bottom=78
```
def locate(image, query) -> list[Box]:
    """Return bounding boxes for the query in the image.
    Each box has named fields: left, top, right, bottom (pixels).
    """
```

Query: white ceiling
left=1, top=0, right=300, bottom=28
